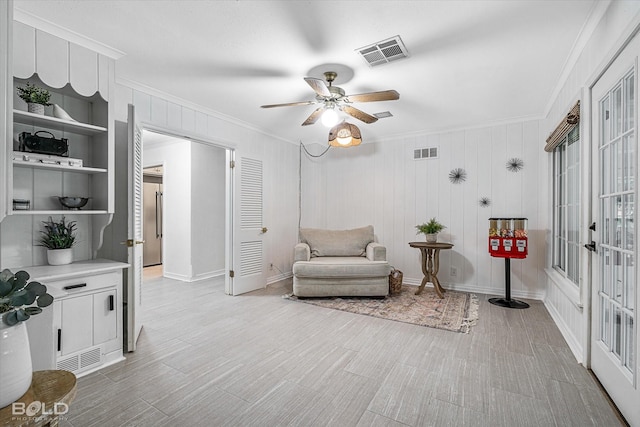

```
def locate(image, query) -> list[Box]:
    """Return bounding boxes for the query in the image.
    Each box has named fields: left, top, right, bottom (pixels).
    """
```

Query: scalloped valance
left=544, top=101, right=580, bottom=152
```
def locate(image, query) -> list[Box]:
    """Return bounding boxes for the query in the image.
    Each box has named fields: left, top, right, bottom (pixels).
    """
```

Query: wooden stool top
left=0, top=370, right=77, bottom=427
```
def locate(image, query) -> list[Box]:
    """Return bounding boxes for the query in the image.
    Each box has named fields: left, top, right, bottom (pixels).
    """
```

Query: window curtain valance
left=544, top=101, right=580, bottom=152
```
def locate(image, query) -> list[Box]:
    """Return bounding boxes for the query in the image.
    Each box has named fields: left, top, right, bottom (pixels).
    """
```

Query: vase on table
left=425, top=233, right=438, bottom=243
left=0, top=321, right=33, bottom=408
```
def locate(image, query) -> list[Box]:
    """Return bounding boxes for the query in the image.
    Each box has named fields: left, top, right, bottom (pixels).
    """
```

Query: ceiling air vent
left=357, top=35, right=409, bottom=67
left=414, top=147, right=438, bottom=160
left=373, top=111, right=393, bottom=119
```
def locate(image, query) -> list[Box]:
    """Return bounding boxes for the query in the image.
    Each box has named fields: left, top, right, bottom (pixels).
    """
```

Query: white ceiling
left=14, top=0, right=600, bottom=144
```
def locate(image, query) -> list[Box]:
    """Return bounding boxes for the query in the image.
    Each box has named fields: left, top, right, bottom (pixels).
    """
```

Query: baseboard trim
left=402, top=277, right=545, bottom=300
left=191, top=269, right=225, bottom=282
left=543, top=297, right=584, bottom=364
left=267, top=271, right=292, bottom=285
left=163, top=269, right=225, bottom=282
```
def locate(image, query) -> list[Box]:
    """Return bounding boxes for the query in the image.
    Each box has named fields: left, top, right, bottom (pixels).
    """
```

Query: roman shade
left=544, top=101, right=580, bottom=152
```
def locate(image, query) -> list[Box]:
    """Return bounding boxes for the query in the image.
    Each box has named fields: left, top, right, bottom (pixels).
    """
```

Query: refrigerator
left=143, top=176, right=163, bottom=267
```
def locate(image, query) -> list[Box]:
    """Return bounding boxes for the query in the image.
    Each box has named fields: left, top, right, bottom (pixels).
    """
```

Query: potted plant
left=16, top=82, right=51, bottom=115
left=38, top=216, right=77, bottom=266
left=0, top=269, right=54, bottom=408
left=416, top=218, right=446, bottom=243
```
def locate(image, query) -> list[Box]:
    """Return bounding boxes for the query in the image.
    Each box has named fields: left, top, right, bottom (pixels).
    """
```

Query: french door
left=590, top=33, right=639, bottom=425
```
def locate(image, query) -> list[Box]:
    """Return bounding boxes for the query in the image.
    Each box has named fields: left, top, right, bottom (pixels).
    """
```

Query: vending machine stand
left=488, top=257, right=530, bottom=309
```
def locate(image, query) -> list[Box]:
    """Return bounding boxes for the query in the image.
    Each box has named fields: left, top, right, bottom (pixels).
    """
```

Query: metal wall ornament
left=448, top=168, right=467, bottom=184
left=479, top=197, right=491, bottom=207
left=506, top=158, right=524, bottom=172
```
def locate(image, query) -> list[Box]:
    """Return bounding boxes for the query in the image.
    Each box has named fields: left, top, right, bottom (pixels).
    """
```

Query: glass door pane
left=598, top=70, right=635, bottom=377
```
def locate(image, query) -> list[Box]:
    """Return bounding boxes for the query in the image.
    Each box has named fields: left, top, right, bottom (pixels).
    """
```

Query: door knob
left=261, top=227, right=268, bottom=234
left=584, top=241, right=597, bottom=253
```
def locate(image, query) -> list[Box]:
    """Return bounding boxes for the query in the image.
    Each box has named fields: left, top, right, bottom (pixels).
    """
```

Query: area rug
left=283, top=285, right=479, bottom=333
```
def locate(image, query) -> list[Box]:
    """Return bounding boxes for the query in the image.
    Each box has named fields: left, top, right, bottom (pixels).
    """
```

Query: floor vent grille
left=81, top=347, right=102, bottom=368
left=57, top=355, right=79, bottom=372
left=357, top=35, right=409, bottom=67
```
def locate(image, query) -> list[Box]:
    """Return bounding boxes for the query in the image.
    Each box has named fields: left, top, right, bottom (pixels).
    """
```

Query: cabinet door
left=59, top=295, right=93, bottom=356
left=93, top=289, right=118, bottom=349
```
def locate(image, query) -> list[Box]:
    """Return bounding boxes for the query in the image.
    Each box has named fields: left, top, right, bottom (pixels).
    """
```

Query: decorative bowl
left=58, top=196, right=89, bottom=210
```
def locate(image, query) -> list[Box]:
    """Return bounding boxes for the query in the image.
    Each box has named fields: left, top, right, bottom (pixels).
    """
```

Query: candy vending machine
left=488, top=218, right=529, bottom=309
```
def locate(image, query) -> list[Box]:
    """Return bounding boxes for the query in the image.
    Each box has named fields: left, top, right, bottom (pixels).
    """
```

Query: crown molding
left=369, top=113, right=543, bottom=144
left=13, top=7, right=125, bottom=59
left=116, top=76, right=296, bottom=145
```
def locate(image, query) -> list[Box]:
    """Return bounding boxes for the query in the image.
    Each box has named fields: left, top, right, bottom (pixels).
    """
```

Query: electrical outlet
left=450, top=266, right=458, bottom=277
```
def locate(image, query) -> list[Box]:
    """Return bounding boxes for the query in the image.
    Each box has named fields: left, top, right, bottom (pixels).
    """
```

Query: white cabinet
left=25, top=260, right=127, bottom=376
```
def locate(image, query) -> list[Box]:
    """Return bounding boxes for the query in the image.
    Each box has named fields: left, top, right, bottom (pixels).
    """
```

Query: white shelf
left=13, top=160, right=107, bottom=174
left=13, top=110, right=107, bottom=136
left=11, top=210, right=109, bottom=215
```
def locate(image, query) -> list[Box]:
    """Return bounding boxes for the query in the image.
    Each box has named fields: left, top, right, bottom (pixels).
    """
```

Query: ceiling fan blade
left=304, top=77, right=331, bottom=97
left=345, top=90, right=400, bottom=103
left=302, top=107, right=325, bottom=126
left=342, top=105, right=378, bottom=124
left=261, top=100, right=316, bottom=108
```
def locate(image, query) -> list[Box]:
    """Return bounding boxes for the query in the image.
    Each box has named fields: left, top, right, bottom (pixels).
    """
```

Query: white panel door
left=59, top=295, right=93, bottom=356
left=231, top=156, right=266, bottom=295
left=125, top=104, right=144, bottom=351
left=590, top=33, right=639, bottom=426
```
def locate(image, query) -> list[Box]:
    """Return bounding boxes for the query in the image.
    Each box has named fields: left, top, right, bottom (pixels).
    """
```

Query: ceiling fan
left=260, top=71, right=400, bottom=126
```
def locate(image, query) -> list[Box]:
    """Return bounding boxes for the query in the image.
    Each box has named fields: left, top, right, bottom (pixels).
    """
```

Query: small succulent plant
left=0, top=269, right=54, bottom=326
left=38, top=216, right=77, bottom=250
left=16, top=82, right=51, bottom=106
left=416, top=218, right=446, bottom=234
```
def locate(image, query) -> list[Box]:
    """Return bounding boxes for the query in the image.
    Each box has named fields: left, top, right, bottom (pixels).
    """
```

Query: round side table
left=409, top=242, right=454, bottom=298
left=0, top=370, right=76, bottom=427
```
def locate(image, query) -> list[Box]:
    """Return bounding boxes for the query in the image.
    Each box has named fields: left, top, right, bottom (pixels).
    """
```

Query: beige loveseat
left=292, top=226, right=391, bottom=297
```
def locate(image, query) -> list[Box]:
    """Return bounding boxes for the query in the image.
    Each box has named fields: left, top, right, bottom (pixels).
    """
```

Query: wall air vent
left=414, top=147, right=438, bottom=160
left=357, top=35, right=409, bottom=67
left=373, top=111, right=393, bottom=119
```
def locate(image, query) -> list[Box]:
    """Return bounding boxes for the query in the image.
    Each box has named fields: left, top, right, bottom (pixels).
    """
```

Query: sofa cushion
left=293, top=257, right=390, bottom=278
left=299, top=225, right=374, bottom=257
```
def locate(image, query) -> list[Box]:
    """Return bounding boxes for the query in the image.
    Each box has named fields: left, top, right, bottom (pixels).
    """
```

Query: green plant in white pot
left=0, top=269, right=54, bottom=408
left=38, top=216, right=77, bottom=266
left=16, top=82, right=51, bottom=115
left=416, top=218, right=446, bottom=243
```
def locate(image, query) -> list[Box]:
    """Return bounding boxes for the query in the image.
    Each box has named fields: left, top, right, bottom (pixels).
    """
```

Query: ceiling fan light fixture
left=321, top=108, right=340, bottom=127
left=337, top=135, right=353, bottom=146
left=329, top=121, right=362, bottom=148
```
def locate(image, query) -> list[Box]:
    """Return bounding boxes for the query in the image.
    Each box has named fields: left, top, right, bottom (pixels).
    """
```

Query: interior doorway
left=141, top=129, right=229, bottom=283
left=143, top=165, right=163, bottom=268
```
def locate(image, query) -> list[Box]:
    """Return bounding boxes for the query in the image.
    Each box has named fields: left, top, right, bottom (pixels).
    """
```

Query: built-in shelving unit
left=13, top=160, right=107, bottom=174
left=14, top=110, right=107, bottom=135
left=11, top=210, right=109, bottom=215
left=10, top=75, right=111, bottom=214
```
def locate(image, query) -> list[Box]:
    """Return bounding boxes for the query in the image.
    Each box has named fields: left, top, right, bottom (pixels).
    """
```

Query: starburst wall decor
left=479, top=197, right=491, bottom=207
left=448, top=168, right=467, bottom=184
left=506, top=158, right=524, bottom=172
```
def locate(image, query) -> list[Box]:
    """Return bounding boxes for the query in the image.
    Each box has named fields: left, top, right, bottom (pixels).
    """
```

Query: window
left=553, top=126, right=580, bottom=284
